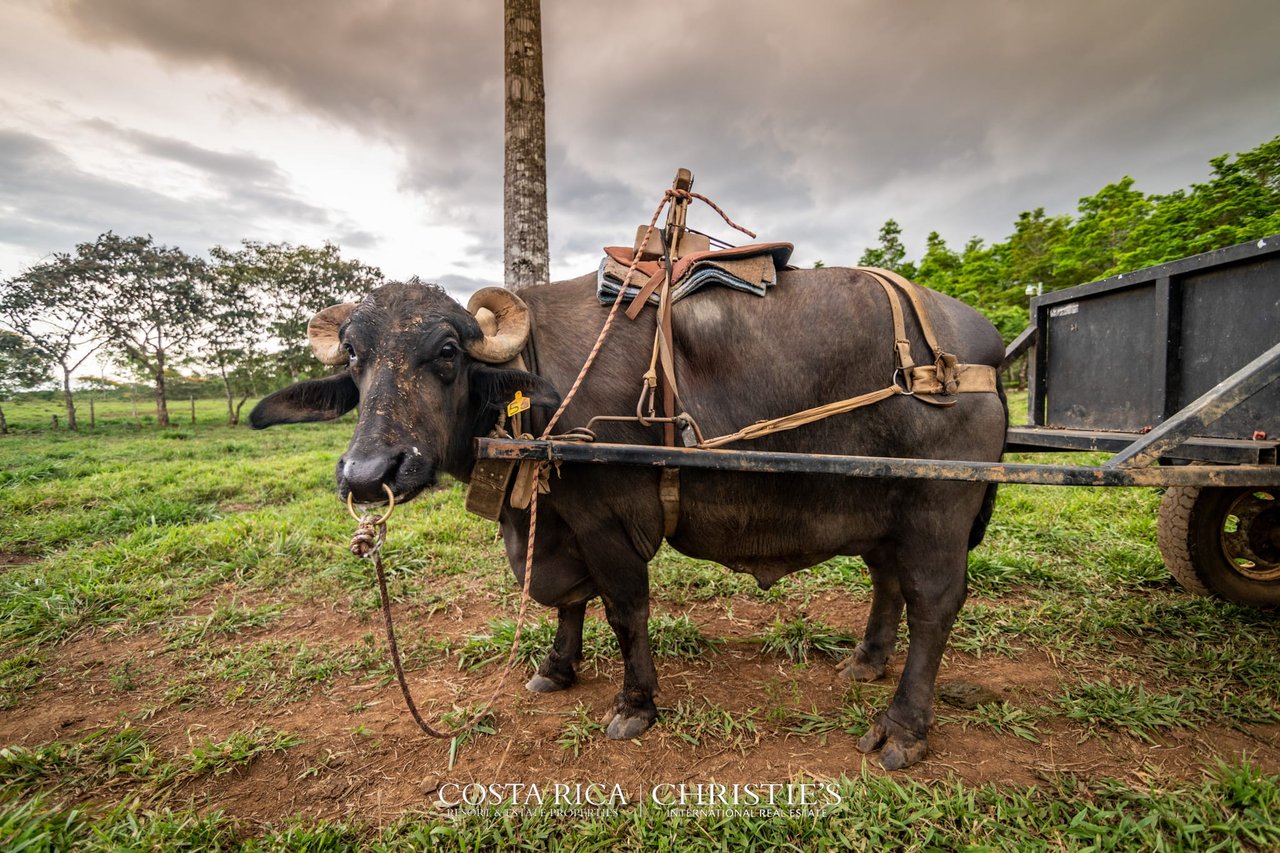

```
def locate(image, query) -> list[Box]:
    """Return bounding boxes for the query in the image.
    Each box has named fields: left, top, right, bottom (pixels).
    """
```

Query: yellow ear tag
left=506, top=391, right=531, bottom=418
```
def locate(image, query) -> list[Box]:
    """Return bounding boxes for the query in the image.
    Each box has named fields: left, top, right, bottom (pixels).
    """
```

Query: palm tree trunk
left=503, top=0, right=549, bottom=293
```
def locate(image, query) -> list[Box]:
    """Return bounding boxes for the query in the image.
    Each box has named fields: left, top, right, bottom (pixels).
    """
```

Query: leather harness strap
left=697, top=267, right=997, bottom=449
left=861, top=267, right=947, bottom=362
left=657, top=224, right=682, bottom=538
left=858, top=266, right=964, bottom=396
left=618, top=256, right=998, bottom=525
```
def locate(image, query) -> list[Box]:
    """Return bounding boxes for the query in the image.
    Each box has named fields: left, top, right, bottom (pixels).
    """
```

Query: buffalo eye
left=343, top=342, right=356, bottom=361
left=439, top=342, right=458, bottom=359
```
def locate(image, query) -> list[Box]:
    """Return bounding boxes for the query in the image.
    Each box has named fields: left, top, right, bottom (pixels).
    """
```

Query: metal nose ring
left=347, top=482, right=397, bottom=523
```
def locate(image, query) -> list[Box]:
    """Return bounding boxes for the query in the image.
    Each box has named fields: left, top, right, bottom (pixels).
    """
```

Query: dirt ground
left=4, top=585, right=1276, bottom=827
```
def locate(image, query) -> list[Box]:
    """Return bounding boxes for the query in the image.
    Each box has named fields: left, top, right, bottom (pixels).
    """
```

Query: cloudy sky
left=2, top=0, right=1278, bottom=293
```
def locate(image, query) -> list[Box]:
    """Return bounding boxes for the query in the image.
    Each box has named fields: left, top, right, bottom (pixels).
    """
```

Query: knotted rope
left=667, top=188, right=756, bottom=240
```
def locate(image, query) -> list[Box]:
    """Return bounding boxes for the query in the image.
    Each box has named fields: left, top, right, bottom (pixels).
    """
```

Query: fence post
left=52, top=414, right=59, bottom=430
left=89, top=397, right=96, bottom=429
left=190, top=395, right=196, bottom=425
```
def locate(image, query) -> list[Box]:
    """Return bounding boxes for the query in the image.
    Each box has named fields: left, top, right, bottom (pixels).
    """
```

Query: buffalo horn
left=307, top=303, right=357, bottom=364
left=467, top=287, right=530, bottom=363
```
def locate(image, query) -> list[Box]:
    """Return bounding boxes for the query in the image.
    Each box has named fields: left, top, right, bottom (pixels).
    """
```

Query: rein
left=347, top=484, right=540, bottom=740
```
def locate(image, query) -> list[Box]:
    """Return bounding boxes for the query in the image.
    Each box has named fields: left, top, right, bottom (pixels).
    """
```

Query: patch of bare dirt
left=0, top=551, right=41, bottom=573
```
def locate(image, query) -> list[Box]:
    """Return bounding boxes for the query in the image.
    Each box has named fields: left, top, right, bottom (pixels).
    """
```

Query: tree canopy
left=864, top=134, right=1280, bottom=341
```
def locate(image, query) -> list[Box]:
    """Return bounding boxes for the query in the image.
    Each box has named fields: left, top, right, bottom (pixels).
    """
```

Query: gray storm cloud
left=49, top=0, right=1280, bottom=274
left=0, top=122, right=370, bottom=263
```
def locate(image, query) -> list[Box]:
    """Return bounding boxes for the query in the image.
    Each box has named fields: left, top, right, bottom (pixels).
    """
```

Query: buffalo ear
left=470, top=365, right=560, bottom=412
left=249, top=373, right=360, bottom=429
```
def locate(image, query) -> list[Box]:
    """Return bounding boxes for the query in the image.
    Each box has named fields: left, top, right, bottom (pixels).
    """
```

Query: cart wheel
left=1158, top=486, right=1280, bottom=608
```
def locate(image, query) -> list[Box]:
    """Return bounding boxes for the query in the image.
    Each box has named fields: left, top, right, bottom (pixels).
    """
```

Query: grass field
left=1, top=396, right=1278, bottom=850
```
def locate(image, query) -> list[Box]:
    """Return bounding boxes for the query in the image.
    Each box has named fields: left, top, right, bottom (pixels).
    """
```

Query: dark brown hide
left=251, top=268, right=1007, bottom=770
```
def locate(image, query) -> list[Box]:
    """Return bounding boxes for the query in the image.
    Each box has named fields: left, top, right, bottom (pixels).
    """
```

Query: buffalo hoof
left=837, top=650, right=886, bottom=682
left=606, top=712, right=653, bottom=741
left=525, top=674, right=569, bottom=693
left=856, top=714, right=928, bottom=771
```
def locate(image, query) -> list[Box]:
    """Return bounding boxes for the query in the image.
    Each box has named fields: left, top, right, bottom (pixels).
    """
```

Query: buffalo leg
left=527, top=602, right=587, bottom=693
left=857, top=543, right=967, bottom=770
left=501, top=507, right=595, bottom=695
left=838, top=559, right=903, bottom=682
left=600, top=591, right=659, bottom=739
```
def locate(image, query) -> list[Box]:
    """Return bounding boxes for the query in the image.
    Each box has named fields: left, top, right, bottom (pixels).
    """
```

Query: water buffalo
left=250, top=267, right=1007, bottom=769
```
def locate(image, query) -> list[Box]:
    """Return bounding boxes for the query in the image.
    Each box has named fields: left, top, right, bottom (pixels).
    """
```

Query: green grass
left=166, top=633, right=396, bottom=707
left=778, top=703, right=872, bottom=739
left=755, top=615, right=857, bottom=663
left=455, top=616, right=610, bottom=673
left=556, top=702, right=606, bottom=757
left=648, top=613, right=721, bottom=659
left=437, top=706, right=496, bottom=771
left=0, top=652, right=44, bottom=709
left=1056, top=679, right=1196, bottom=743
left=658, top=699, right=760, bottom=749
left=950, top=701, right=1045, bottom=743
left=0, top=724, right=303, bottom=799
left=163, top=598, right=287, bottom=648
left=455, top=612, right=717, bottom=674
left=3, top=763, right=1278, bottom=851
left=649, top=548, right=762, bottom=602
left=188, top=727, right=304, bottom=777
left=0, top=726, right=173, bottom=796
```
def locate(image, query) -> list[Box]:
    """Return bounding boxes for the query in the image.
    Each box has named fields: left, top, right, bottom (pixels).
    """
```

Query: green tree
left=859, top=219, right=917, bottom=278
left=0, top=253, right=107, bottom=430
left=1119, top=135, right=1280, bottom=270
left=82, top=233, right=209, bottom=428
left=203, top=248, right=270, bottom=425
left=211, top=241, right=383, bottom=382
left=913, top=231, right=961, bottom=295
left=0, top=330, right=53, bottom=433
left=1053, top=177, right=1151, bottom=283
left=852, top=134, right=1280, bottom=346
left=1007, top=208, right=1072, bottom=292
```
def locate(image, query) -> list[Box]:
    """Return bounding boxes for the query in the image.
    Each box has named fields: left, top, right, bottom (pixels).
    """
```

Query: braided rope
left=351, top=489, right=540, bottom=740
left=539, top=192, right=676, bottom=438
left=671, top=189, right=756, bottom=239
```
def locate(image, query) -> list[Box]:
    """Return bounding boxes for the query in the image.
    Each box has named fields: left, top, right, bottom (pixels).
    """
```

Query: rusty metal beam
left=1006, top=426, right=1278, bottom=464
left=1001, top=323, right=1037, bottom=371
left=475, top=438, right=1280, bottom=487
left=1105, top=340, right=1280, bottom=469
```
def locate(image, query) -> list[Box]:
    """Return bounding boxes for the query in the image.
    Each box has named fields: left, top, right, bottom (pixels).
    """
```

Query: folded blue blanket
left=597, top=258, right=776, bottom=307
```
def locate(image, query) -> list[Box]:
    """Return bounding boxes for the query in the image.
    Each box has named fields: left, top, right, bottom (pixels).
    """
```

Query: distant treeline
left=855, top=135, right=1280, bottom=340
left=0, top=238, right=383, bottom=432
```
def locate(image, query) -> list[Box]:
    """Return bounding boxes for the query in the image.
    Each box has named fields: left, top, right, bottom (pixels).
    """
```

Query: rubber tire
left=1157, top=486, right=1280, bottom=608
